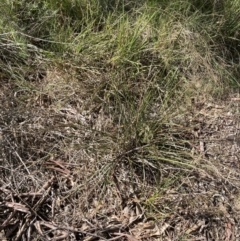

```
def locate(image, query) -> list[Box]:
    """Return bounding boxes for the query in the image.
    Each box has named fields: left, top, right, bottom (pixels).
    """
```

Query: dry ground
left=1, top=1, right=240, bottom=240
left=0, top=67, right=240, bottom=241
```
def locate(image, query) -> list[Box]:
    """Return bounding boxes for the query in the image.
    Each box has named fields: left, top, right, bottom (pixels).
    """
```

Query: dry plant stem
left=44, top=160, right=70, bottom=176
left=15, top=220, right=29, bottom=241
left=27, top=218, right=36, bottom=241
left=38, top=176, right=56, bottom=194
left=33, top=221, right=44, bottom=236
left=18, top=31, right=72, bottom=45
left=14, top=193, right=42, bottom=198
left=41, top=222, right=112, bottom=241
left=0, top=210, right=16, bottom=230
left=4, top=137, right=30, bottom=175
left=38, top=221, right=69, bottom=241
left=112, top=232, right=139, bottom=241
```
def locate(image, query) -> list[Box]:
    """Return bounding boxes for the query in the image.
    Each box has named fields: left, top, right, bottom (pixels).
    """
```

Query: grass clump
left=0, top=0, right=240, bottom=240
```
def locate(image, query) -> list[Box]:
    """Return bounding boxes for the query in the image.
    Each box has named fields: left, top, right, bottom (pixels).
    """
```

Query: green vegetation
left=0, top=0, right=240, bottom=240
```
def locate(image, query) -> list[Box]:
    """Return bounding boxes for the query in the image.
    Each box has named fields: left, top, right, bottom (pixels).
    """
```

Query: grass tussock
left=0, top=0, right=240, bottom=240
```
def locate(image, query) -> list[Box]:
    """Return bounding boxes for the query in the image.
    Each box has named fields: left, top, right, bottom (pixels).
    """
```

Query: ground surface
left=1, top=2, right=240, bottom=240
left=0, top=70, right=239, bottom=241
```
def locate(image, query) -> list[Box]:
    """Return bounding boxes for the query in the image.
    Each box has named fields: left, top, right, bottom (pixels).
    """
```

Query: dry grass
left=1, top=0, right=240, bottom=240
